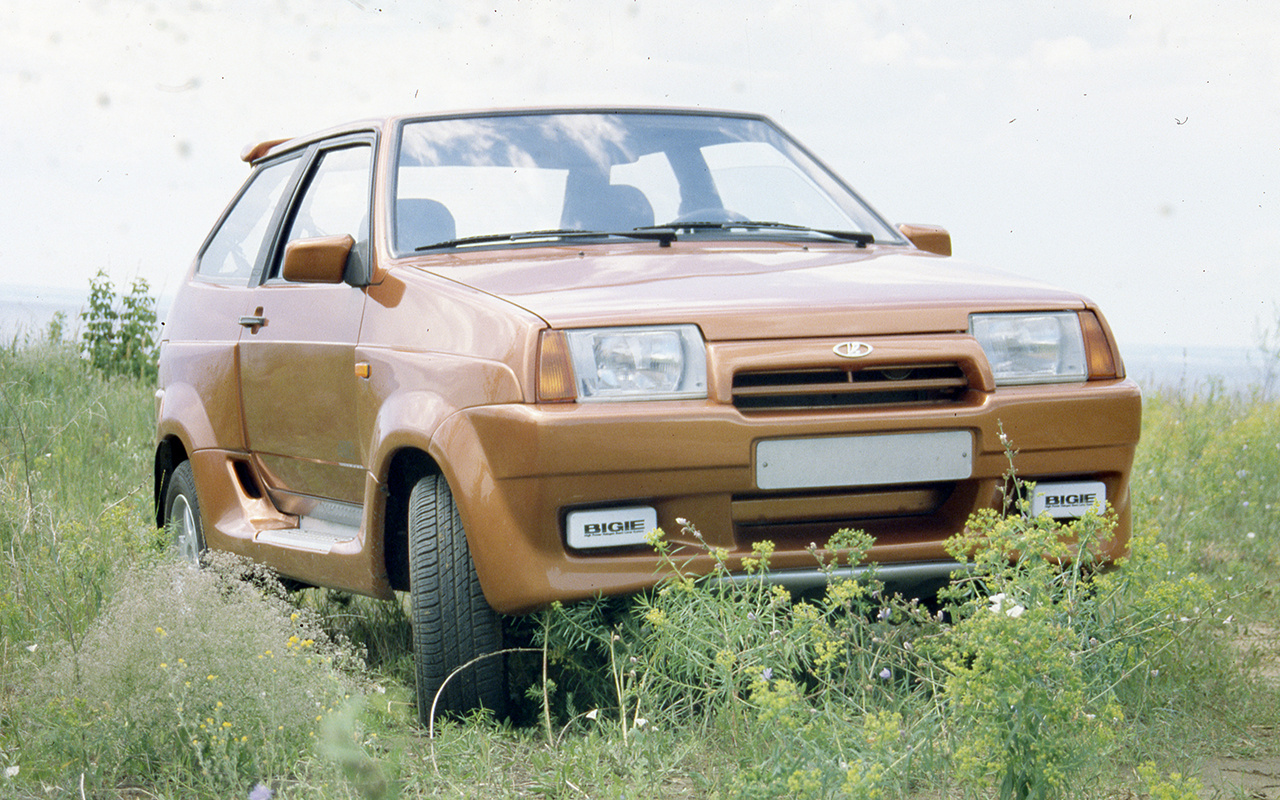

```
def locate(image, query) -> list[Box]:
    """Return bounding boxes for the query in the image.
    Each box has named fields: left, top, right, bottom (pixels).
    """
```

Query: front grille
left=732, top=363, right=969, bottom=411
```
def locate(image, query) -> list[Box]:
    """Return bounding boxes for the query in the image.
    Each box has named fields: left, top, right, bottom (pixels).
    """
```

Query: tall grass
left=1, top=331, right=1277, bottom=798
left=1135, top=387, right=1280, bottom=594
left=0, top=338, right=157, bottom=655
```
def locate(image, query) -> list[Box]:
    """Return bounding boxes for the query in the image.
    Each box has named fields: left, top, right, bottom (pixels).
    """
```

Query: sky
left=2, top=0, right=1277, bottom=349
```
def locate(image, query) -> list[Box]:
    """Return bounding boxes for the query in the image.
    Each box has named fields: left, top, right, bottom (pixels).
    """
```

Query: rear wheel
left=407, top=473, right=506, bottom=723
left=164, top=460, right=205, bottom=566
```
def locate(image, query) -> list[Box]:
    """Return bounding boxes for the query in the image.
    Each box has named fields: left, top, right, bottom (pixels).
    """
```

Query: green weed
left=525, top=433, right=1264, bottom=799
left=14, top=554, right=360, bottom=795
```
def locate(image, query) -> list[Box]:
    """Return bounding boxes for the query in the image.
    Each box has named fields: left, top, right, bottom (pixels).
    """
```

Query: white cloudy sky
left=3, top=0, right=1277, bottom=348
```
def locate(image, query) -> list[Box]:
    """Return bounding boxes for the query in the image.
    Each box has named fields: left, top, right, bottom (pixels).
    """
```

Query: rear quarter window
left=197, top=158, right=297, bottom=283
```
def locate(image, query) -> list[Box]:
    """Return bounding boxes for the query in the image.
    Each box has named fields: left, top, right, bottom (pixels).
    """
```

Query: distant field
left=1123, top=342, right=1267, bottom=393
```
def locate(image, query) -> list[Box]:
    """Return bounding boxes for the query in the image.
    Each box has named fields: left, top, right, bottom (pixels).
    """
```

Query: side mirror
left=281, top=234, right=355, bottom=284
left=897, top=223, right=952, bottom=257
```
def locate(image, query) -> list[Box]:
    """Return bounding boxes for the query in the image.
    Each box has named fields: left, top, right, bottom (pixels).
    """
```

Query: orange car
left=154, top=108, right=1141, bottom=718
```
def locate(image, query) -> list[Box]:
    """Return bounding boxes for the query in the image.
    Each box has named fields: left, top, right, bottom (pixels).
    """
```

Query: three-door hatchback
left=154, top=107, right=1141, bottom=720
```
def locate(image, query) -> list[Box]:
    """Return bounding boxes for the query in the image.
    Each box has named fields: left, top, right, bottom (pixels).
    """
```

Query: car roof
left=239, top=106, right=772, bottom=165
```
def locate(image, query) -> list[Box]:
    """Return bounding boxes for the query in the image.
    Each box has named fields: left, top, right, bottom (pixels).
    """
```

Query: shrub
left=16, top=554, right=361, bottom=794
left=531, top=441, right=1245, bottom=798
left=536, top=523, right=931, bottom=799
left=80, top=269, right=158, bottom=381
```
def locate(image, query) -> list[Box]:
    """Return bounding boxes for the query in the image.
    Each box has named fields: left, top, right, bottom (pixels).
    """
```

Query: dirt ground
left=1198, top=625, right=1280, bottom=799
left=1201, top=751, right=1280, bottom=799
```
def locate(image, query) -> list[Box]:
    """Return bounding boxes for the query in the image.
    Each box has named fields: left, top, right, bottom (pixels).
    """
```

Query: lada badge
left=833, top=341, right=874, bottom=358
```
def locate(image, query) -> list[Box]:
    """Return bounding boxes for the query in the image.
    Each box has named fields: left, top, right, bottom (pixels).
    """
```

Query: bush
left=80, top=269, right=158, bottom=381
left=531, top=450, right=1244, bottom=798
left=932, top=501, right=1128, bottom=799
left=16, top=554, right=361, bottom=794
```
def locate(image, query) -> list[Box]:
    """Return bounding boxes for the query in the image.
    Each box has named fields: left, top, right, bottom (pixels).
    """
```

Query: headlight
left=970, top=312, right=1087, bottom=385
left=540, top=325, right=707, bottom=402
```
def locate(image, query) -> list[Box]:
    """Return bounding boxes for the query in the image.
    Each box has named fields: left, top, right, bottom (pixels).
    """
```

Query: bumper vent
left=732, top=363, right=969, bottom=411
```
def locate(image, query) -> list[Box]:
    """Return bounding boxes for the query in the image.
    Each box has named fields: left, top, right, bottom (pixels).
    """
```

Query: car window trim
left=254, top=131, right=379, bottom=289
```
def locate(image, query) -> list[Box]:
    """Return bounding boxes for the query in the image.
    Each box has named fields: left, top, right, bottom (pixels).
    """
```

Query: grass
left=1, top=330, right=1278, bottom=798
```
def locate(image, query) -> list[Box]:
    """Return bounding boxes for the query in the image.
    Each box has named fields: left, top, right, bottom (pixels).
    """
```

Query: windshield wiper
left=415, top=227, right=678, bottom=251
left=413, top=221, right=867, bottom=252
left=638, top=221, right=874, bottom=248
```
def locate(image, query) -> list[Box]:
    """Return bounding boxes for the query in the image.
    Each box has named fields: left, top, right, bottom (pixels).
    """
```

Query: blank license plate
left=755, top=431, right=973, bottom=491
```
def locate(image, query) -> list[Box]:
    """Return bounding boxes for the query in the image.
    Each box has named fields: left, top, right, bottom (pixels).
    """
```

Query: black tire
left=164, top=460, right=205, bottom=566
left=408, top=473, right=506, bottom=723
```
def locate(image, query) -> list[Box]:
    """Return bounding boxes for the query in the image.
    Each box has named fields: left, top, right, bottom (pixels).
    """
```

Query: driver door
left=237, top=139, right=374, bottom=510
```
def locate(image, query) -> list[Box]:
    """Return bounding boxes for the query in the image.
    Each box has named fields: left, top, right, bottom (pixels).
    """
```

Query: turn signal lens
left=1079, top=311, right=1119, bottom=379
left=537, top=330, right=577, bottom=402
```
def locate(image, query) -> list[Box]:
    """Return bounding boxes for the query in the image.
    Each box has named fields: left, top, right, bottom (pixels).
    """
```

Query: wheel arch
left=154, top=377, right=231, bottom=528
left=153, top=434, right=190, bottom=528
left=365, top=386, right=472, bottom=594
left=380, top=446, right=442, bottom=592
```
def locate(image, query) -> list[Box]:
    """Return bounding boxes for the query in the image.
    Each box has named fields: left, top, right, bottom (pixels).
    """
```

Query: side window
left=197, top=158, right=296, bottom=283
left=278, top=144, right=372, bottom=280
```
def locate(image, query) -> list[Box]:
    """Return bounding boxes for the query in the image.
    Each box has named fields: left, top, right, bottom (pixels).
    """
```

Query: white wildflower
left=989, top=593, right=1025, bottom=618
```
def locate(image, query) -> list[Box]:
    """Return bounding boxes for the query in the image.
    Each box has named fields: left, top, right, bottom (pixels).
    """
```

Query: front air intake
left=732, top=363, right=969, bottom=411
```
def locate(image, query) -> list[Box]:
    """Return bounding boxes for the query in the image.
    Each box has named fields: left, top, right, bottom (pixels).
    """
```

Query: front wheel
left=164, top=460, right=205, bottom=566
left=407, top=473, right=506, bottom=723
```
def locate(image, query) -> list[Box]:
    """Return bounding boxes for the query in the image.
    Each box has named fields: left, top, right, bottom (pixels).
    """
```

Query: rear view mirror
left=281, top=234, right=355, bottom=283
left=897, top=223, right=952, bottom=257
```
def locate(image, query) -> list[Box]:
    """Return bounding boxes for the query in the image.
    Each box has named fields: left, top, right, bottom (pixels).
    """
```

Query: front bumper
left=433, top=378, right=1142, bottom=614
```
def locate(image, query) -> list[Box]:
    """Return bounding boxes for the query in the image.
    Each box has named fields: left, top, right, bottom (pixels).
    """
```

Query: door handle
left=238, top=314, right=268, bottom=330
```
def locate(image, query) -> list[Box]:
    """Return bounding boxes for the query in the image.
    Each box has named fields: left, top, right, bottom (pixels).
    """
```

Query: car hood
left=412, top=242, right=1089, bottom=341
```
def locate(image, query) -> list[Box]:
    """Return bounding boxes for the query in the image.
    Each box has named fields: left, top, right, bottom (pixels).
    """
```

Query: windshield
left=392, top=111, right=902, bottom=253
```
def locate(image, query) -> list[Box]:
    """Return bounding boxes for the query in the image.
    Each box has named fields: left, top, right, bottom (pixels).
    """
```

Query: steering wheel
left=669, top=208, right=750, bottom=224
